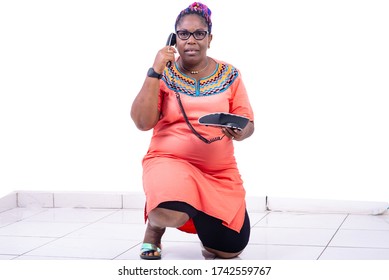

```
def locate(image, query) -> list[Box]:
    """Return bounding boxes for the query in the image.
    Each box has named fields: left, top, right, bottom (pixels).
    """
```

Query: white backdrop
left=1, top=0, right=388, bottom=202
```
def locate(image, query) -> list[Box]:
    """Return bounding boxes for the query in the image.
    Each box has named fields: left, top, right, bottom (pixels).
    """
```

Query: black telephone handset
left=166, top=33, right=176, bottom=67
left=166, top=33, right=176, bottom=47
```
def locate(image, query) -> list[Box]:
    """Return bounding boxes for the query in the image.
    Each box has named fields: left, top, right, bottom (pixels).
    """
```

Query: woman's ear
left=208, top=34, right=213, bottom=48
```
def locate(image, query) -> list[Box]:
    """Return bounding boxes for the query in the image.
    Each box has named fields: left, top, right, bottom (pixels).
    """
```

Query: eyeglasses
left=176, top=30, right=209, bottom=40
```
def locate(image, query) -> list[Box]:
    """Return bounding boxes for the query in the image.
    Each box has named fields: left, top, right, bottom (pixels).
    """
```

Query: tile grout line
left=16, top=193, right=19, bottom=208
left=14, top=208, right=122, bottom=259
left=326, top=245, right=389, bottom=250
left=0, top=208, right=48, bottom=229
left=111, top=241, right=142, bottom=260
left=250, top=212, right=271, bottom=228
left=316, top=213, right=349, bottom=260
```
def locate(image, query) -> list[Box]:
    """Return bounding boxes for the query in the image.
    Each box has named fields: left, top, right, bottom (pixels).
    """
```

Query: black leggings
left=158, top=201, right=250, bottom=253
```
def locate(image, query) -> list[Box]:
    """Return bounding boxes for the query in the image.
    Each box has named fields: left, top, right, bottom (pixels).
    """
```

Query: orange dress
left=142, top=58, right=254, bottom=233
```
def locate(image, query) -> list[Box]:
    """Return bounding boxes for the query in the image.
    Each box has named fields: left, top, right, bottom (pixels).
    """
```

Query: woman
left=131, top=2, right=254, bottom=260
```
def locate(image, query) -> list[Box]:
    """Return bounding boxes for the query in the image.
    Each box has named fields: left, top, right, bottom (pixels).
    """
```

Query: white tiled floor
left=0, top=207, right=389, bottom=260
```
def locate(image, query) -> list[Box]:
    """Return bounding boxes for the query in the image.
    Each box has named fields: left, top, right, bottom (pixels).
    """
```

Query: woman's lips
left=185, top=49, right=199, bottom=54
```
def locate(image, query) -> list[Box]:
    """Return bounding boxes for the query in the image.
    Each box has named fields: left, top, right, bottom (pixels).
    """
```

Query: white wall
left=1, top=0, right=388, bottom=202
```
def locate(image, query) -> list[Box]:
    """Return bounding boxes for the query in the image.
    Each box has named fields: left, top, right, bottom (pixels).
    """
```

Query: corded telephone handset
left=166, top=33, right=176, bottom=67
left=166, top=33, right=176, bottom=47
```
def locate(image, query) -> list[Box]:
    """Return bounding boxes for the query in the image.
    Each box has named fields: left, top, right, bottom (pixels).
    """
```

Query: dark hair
left=175, top=2, right=212, bottom=33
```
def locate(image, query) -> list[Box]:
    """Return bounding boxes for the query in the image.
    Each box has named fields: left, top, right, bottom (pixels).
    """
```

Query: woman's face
left=175, top=14, right=212, bottom=65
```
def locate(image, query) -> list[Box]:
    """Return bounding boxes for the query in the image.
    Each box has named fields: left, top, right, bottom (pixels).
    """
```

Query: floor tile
left=97, top=209, right=145, bottom=224
left=320, top=247, right=389, bottom=260
left=0, top=236, right=55, bottom=255
left=24, top=237, right=139, bottom=259
left=0, top=254, right=18, bottom=260
left=14, top=255, right=91, bottom=260
left=224, top=244, right=324, bottom=260
left=254, top=212, right=347, bottom=229
left=23, top=208, right=117, bottom=223
left=115, top=241, right=214, bottom=260
left=53, top=192, right=122, bottom=208
left=249, top=227, right=336, bottom=246
left=160, top=242, right=215, bottom=260
left=0, top=208, right=46, bottom=227
left=329, top=229, right=389, bottom=248
left=66, top=223, right=147, bottom=241
left=1, top=206, right=389, bottom=261
left=341, top=214, right=389, bottom=231
left=66, top=222, right=199, bottom=243
left=0, top=221, right=88, bottom=238
left=248, top=212, right=268, bottom=226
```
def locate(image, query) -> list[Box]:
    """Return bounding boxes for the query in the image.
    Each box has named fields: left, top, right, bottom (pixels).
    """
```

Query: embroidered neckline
left=162, top=60, right=239, bottom=97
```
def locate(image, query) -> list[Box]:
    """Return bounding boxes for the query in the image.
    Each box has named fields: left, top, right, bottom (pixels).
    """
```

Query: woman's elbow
left=135, top=122, right=154, bottom=131
left=131, top=115, right=157, bottom=131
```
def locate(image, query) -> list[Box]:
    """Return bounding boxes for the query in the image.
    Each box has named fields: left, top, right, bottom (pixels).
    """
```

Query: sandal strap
left=140, top=243, right=161, bottom=254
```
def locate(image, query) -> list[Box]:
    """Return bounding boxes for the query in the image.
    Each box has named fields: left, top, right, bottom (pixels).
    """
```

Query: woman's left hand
left=222, top=127, right=241, bottom=141
left=222, top=121, right=254, bottom=141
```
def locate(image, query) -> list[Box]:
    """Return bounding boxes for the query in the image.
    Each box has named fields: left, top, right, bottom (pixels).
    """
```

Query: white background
left=1, top=0, right=388, bottom=202
left=1, top=260, right=388, bottom=280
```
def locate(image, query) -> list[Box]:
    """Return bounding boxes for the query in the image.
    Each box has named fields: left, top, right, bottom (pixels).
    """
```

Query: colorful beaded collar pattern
left=163, top=62, right=239, bottom=97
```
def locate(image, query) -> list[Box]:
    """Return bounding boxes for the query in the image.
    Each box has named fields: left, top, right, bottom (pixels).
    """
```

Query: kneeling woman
left=131, top=2, right=255, bottom=260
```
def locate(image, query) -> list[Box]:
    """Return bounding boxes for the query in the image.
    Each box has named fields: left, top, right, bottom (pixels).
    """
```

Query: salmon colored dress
left=142, top=58, right=254, bottom=233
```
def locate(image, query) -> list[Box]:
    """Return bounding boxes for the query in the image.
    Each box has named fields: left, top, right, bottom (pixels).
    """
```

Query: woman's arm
left=131, top=46, right=176, bottom=131
left=130, top=76, right=161, bottom=131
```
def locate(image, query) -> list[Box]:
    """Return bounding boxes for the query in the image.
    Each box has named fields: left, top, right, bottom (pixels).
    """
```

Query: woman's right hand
left=152, top=46, right=176, bottom=74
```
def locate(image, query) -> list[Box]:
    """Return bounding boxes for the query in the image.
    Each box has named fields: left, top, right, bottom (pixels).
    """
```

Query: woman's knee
left=148, top=207, right=189, bottom=228
left=203, top=246, right=243, bottom=259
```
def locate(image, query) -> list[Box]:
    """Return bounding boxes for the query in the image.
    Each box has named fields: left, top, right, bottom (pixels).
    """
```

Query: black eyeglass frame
left=175, top=30, right=209, bottom=40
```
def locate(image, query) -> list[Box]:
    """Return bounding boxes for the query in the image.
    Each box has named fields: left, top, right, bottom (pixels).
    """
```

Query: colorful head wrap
left=175, top=2, right=212, bottom=33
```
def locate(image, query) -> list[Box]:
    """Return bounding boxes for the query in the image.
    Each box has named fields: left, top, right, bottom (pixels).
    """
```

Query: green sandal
left=140, top=243, right=162, bottom=260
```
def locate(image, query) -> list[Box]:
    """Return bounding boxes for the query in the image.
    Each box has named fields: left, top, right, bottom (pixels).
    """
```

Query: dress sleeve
left=229, top=70, right=254, bottom=122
